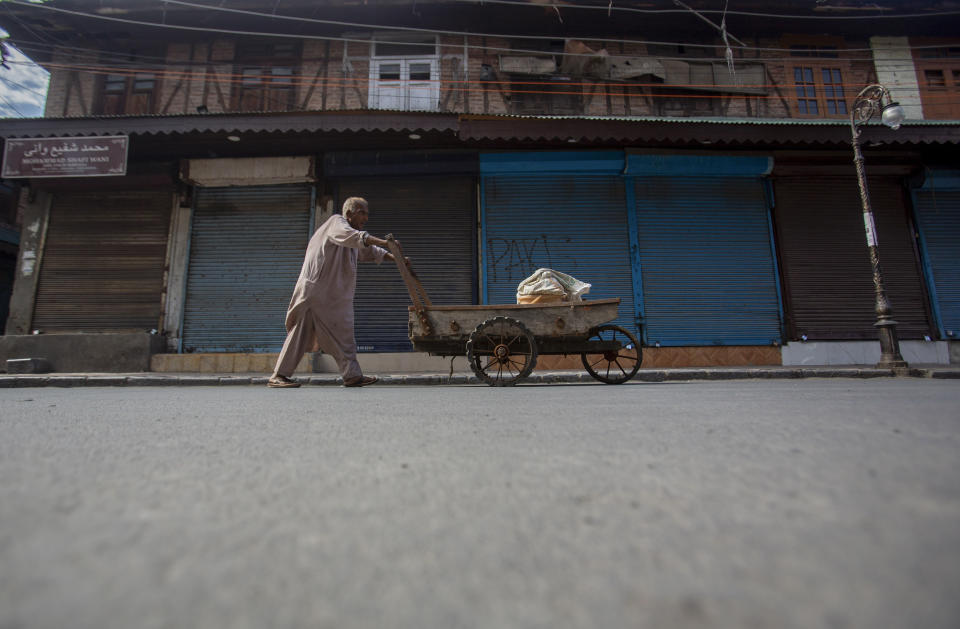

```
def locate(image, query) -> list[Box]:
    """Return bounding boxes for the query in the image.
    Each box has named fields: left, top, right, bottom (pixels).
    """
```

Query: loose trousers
left=273, top=308, right=362, bottom=381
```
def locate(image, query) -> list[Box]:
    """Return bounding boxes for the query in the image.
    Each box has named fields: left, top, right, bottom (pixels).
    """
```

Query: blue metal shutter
left=482, top=175, right=637, bottom=334
left=913, top=184, right=960, bottom=339
left=633, top=176, right=781, bottom=346
left=338, top=176, right=476, bottom=352
left=182, top=185, right=311, bottom=352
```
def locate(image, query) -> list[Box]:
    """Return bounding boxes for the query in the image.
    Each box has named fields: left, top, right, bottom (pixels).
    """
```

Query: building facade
left=1, top=0, right=958, bottom=372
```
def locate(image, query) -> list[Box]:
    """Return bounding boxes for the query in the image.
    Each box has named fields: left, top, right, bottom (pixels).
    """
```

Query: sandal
left=267, top=375, right=301, bottom=388
left=343, top=375, right=378, bottom=387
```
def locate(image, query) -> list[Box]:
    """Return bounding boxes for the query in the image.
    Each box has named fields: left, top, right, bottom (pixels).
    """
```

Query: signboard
left=2, top=135, right=128, bottom=178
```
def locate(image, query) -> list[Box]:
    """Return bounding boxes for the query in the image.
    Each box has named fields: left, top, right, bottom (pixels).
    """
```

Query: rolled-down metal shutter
left=633, top=176, right=781, bottom=346
left=337, top=176, right=475, bottom=352
left=773, top=177, right=930, bottom=340
left=182, top=185, right=311, bottom=352
left=482, top=175, right=637, bottom=334
left=33, top=188, right=172, bottom=331
left=913, top=175, right=960, bottom=338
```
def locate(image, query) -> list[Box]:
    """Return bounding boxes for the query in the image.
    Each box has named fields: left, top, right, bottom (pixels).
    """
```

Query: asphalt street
left=1, top=379, right=959, bottom=629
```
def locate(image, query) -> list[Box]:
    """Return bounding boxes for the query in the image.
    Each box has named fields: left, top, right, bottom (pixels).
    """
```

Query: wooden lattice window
left=99, top=69, right=156, bottom=115
left=233, top=41, right=300, bottom=112
left=915, top=45, right=960, bottom=119
left=787, top=42, right=850, bottom=118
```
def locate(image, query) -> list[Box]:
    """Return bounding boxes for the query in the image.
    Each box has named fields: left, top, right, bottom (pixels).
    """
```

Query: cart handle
left=385, top=234, right=434, bottom=336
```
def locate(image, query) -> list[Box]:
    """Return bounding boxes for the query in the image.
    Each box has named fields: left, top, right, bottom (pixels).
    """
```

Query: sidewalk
left=2, top=366, right=958, bottom=387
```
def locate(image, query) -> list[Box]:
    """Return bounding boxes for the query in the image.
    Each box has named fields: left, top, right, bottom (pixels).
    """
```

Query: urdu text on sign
left=1, top=135, right=128, bottom=178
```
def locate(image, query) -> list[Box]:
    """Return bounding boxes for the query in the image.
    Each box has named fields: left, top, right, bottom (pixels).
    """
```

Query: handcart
left=385, top=237, right=642, bottom=386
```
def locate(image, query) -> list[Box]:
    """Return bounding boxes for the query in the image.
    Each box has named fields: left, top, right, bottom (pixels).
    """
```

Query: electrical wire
left=0, top=90, right=27, bottom=116
left=0, top=3, right=65, bottom=47
left=15, top=58, right=898, bottom=92
left=15, top=47, right=952, bottom=95
left=3, top=2, right=958, bottom=112
left=29, top=58, right=960, bottom=107
left=0, top=73, right=48, bottom=98
left=5, top=43, right=956, bottom=108
left=6, top=0, right=959, bottom=56
left=19, top=53, right=956, bottom=98
left=450, top=0, right=960, bottom=20
left=19, top=36, right=933, bottom=66
left=15, top=35, right=952, bottom=68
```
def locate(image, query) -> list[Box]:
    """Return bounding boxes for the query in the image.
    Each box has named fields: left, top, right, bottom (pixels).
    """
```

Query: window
left=368, top=36, right=438, bottom=111
left=793, top=67, right=847, bottom=116
left=233, top=41, right=300, bottom=112
left=918, top=46, right=960, bottom=59
left=786, top=41, right=849, bottom=118
left=925, top=69, right=946, bottom=88
left=98, top=64, right=157, bottom=115
left=915, top=46, right=960, bottom=119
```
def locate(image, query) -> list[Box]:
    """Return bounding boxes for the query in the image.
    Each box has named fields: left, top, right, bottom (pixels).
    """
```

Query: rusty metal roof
left=1, top=110, right=957, bottom=147
left=0, top=110, right=460, bottom=139
left=456, top=114, right=960, bottom=146
left=461, top=113, right=960, bottom=126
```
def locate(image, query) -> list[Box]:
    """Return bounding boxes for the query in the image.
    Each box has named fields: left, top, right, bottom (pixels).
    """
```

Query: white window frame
left=368, top=35, right=440, bottom=111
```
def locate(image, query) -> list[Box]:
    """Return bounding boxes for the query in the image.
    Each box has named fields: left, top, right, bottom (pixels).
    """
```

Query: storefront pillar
left=5, top=188, right=50, bottom=335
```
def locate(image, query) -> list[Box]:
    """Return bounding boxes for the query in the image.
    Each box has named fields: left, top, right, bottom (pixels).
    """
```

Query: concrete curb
left=1, top=367, right=958, bottom=388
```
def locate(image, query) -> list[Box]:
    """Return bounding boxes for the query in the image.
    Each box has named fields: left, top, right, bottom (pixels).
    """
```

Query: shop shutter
left=181, top=185, right=311, bottom=352
left=913, top=184, right=960, bottom=338
left=633, top=176, right=781, bottom=346
left=773, top=177, right=931, bottom=340
left=32, top=189, right=172, bottom=331
left=337, top=176, right=476, bottom=351
left=482, top=175, right=637, bottom=334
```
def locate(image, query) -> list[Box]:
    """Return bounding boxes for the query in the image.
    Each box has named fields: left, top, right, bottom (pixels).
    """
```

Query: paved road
left=1, top=379, right=959, bottom=629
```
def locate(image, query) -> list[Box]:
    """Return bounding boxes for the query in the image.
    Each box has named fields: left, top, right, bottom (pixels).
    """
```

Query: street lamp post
left=849, top=84, right=908, bottom=369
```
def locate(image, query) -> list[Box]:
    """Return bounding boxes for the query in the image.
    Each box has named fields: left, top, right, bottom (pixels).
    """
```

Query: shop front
left=627, top=153, right=782, bottom=348
left=479, top=151, right=782, bottom=365
left=480, top=152, right=638, bottom=336
left=773, top=164, right=932, bottom=340
left=325, top=150, right=479, bottom=353
left=912, top=169, right=960, bottom=344
left=180, top=184, right=314, bottom=353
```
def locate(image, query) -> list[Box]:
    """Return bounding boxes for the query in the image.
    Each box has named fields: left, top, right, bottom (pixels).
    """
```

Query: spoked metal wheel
left=466, top=316, right=538, bottom=386
left=581, top=324, right=642, bottom=384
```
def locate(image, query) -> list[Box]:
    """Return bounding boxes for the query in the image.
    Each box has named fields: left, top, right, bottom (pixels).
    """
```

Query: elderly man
left=268, top=197, right=400, bottom=388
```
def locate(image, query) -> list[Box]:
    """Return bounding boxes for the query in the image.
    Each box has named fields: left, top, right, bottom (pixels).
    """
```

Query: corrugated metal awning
left=1, top=110, right=957, bottom=148
left=0, top=110, right=460, bottom=139
left=458, top=115, right=960, bottom=146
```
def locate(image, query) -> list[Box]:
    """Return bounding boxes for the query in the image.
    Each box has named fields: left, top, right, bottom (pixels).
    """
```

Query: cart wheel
left=581, top=325, right=642, bottom=384
left=466, top=316, right=538, bottom=386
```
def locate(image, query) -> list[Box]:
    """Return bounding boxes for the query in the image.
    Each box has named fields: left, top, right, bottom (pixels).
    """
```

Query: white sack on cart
left=516, top=268, right=591, bottom=304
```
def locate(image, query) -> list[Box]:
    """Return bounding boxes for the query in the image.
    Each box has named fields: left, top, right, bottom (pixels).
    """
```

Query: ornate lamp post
left=849, top=84, right=908, bottom=369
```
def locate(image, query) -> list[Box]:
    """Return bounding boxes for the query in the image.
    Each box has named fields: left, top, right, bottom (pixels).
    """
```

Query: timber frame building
left=0, top=0, right=959, bottom=372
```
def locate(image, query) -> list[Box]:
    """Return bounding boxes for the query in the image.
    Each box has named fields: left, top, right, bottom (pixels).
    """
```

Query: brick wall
left=299, top=40, right=328, bottom=111
left=45, top=48, right=99, bottom=117
left=755, top=35, right=876, bottom=119
left=38, top=32, right=898, bottom=119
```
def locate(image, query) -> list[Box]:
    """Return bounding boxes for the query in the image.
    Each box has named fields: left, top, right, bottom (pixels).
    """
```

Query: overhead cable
left=11, top=37, right=943, bottom=67
left=29, top=59, right=960, bottom=107
left=0, top=73, right=49, bottom=98
left=452, top=0, right=960, bottom=20
left=7, top=0, right=958, bottom=55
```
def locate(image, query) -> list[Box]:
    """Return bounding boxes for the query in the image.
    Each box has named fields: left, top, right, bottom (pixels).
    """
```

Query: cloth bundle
left=516, top=268, right=591, bottom=304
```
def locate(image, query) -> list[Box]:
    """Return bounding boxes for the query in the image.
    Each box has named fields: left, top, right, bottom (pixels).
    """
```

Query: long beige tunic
left=273, top=214, right=387, bottom=380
